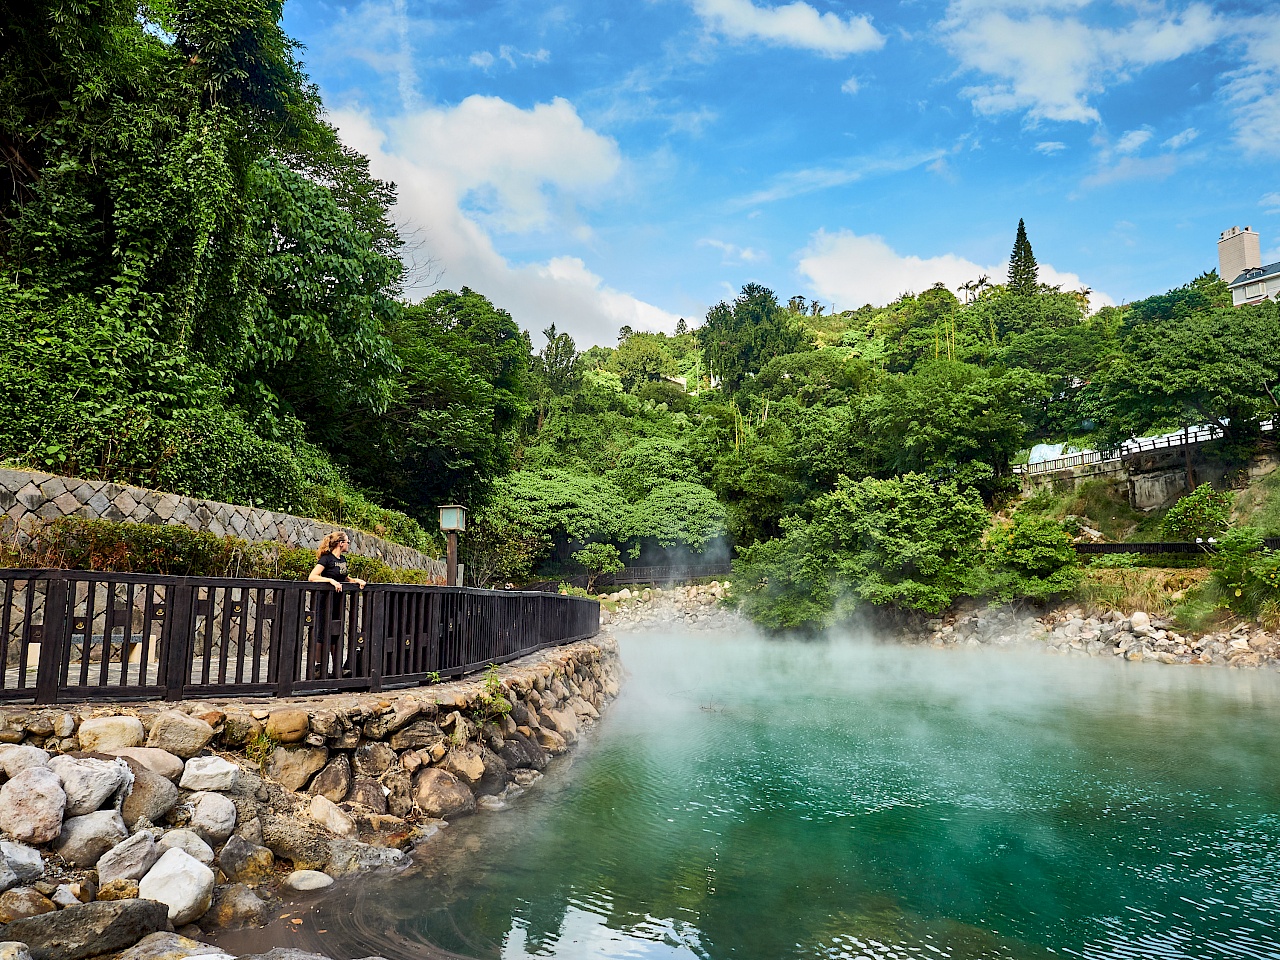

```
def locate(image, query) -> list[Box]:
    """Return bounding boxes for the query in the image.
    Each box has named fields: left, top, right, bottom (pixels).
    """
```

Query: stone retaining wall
left=0, top=636, right=620, bottom=955
left=0, top=468, right=442, bottom=573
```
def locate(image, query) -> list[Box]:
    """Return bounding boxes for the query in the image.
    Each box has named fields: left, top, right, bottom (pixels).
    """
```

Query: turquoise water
left=237, top=630, right=1280, bottom=960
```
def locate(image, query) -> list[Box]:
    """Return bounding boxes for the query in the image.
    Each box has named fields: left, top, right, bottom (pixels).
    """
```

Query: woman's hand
left=332, top=580, right=343, bottom=593
left=352, top=577, right=367, bottom=588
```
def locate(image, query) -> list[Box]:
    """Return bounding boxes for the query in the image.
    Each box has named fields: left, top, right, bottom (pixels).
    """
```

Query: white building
left=1219, top=225, right=1280, bottom=306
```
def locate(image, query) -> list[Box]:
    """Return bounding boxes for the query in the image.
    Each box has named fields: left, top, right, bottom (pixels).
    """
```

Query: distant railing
left=1074, top=539, right=1280, bottom=556
left=519, top=563, right=734, bottom=594
left=0, top=570, right=599, bottom=704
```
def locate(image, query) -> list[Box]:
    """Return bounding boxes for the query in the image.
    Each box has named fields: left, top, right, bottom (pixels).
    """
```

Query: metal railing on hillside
left=1074, top=539, right=1280, bottom=556
left=0, top=570, right=599, bottom=704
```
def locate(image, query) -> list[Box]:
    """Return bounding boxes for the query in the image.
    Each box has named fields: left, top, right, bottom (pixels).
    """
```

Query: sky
left=283, top=0, right=1280, bottom=347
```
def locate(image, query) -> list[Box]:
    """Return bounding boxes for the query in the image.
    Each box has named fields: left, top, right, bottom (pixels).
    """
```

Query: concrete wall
left=0, top=468, right=443, bottom=573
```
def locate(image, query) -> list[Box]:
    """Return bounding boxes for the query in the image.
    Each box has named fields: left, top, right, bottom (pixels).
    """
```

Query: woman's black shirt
left=317, top=552, right=349, bottom=583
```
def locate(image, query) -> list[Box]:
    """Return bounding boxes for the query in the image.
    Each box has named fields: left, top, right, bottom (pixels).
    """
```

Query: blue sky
left=283, top=0, right=1280, bottom=346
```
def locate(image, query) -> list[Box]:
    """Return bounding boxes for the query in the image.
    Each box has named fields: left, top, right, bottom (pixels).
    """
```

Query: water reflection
left=215, top=630, right=1280, bottom=960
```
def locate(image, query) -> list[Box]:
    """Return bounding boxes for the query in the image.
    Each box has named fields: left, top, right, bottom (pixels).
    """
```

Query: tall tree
left=696, top=283, right=810, bottom=394
left=1008, top=218, right=1039, bottom=296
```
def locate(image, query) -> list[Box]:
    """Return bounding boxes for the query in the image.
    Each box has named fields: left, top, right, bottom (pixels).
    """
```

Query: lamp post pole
left=438, top=505, right=467, bottom=588
left=446, top=530, right=459, bottom=587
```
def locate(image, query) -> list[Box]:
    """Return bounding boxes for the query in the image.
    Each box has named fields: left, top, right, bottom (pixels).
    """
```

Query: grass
left=1072, top=567, right=1210, bottom=617
left=1018, top=479, right=1166, bottom=542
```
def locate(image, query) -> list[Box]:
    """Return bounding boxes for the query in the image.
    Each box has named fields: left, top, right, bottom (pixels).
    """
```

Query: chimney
left=1218, top=226, right=1262, bottom=283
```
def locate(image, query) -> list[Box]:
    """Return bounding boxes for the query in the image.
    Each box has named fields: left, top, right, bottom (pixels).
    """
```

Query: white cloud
left=841, top=76, right=861, bottom=95
left=1221, top=17, right=1280, bottom=157
left=698, top=238, right=767, bottom=263
left=942, top=2, right=1222, bottom=124
left=330, top=100, right=680, bottom=347
left=693, top=0, right=885, bottom=56
left=1262, top=192, right=1280, bottom=214
left=796, top=229, right=1113, bottom=308
left=1114, top=127, right=1153, bottom=154
left=469, top=51, right=495, bottom=69
left=326, top=0, right=425, bottom=110
left=737, top=149, right=947, bottom=205
left=1161, top=127, right=1198, bottom=149
left=1035, top=140, right=1066, bottom=154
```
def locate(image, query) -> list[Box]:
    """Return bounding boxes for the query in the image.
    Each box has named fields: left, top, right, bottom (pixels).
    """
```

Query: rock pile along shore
left=0, top=636, right=620, bottom=960
left=600, top=581, right=743, bottom=631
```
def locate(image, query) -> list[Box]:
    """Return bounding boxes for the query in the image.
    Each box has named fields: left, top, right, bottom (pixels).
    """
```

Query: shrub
left=1161, top=483, right=1233, bottom=542
left=978, top=513, right=1082, bottom=603
left=1089, top=552, right=1141, bottom=569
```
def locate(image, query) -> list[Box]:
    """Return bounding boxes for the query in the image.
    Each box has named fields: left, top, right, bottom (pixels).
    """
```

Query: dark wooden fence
left=0, top=570, right=599, bottom=705
left=1074, top=539, right=1280, bottom=556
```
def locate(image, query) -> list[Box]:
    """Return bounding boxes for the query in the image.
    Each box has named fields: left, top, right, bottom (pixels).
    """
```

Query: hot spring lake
left=220, top=629, right=1280, bottom=960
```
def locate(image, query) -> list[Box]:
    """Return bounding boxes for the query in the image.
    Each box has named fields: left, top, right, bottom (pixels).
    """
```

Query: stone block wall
left=0, top=468, right=443, bottom=573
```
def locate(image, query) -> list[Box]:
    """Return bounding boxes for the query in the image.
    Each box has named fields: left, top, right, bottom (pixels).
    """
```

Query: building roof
left=1228, top=261, right=1280, bottom=287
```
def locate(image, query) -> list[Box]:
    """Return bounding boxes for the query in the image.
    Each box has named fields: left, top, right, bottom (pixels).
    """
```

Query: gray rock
left=107, top=748, right=185, bottom=781
left=146, top=713, right=214, bottom=759
left=138, top=848, right=215, bottom=925
left=0, top=898, right=170, bottom=960
left=122, top=769, right=180, bottom=829
left=383, top=771, right=412, bottom=819
left=388, top=720, right=445, bottom=752
left=499, top=731, right=548, bottom=771
left=345, top=777, right=387, bottom=813
left=217, top=836, right=274, bottom=885
left=179, top=757, right=239, bottom=792
left=77, top=717, right=145, bottom=753
left=307, top=795, right=354, bottom=837
left=264, top=745, right=328, bottom=792
left=0, top=768, right=65, bottom=845
left=352, top=742, right=395, bottom=778
left=0, top=746, right=49, bottom=778
left=156, top=830, right=214, bottom=866
left=187, top=792, right=237, bottom=845
left=282, top=870, right=333, bottom=891
left=97, top=831, right=161, bottom=885
left=53, top=810, right=128, bottom=867
left=0, top=842, right=44, bottom=884
left=411, top=768, right=475, bottom=819
left=0, top=888, right=56, bottom=924
left=258, top=815, right=329, bottom=872
left=0, top=860, right=16, bottom=895
left=307, top=757, right=351, bottom=804
left=114, top=931, right=232, bottom=960
left=48, top=756, right=128, bottom=816
left=206, top=882, right=267, bottom=929
left=324, top=841, right=405, bottom=878
left=50, top=885, right=82, bottom=909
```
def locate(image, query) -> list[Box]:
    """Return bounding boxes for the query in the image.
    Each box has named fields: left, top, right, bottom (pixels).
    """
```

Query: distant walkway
left=1015, top=420, right=1276, bottom=477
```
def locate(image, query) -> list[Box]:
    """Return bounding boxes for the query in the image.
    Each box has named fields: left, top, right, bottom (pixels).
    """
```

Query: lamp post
left=438, top=505, right=467, bottom=586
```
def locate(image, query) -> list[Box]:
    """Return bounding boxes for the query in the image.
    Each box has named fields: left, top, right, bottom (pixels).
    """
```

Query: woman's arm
left=309, top=563, right=343, bottom=591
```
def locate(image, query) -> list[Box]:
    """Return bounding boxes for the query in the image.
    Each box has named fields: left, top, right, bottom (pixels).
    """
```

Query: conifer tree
left=1008, top=218, right=1039, bottom=296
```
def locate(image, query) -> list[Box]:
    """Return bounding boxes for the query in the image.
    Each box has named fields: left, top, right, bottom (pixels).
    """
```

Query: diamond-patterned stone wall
left=0, top=468, right=445, bottom=576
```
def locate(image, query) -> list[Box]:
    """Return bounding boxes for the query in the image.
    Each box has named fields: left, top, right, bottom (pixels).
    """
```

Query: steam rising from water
left=217, top=628, right=1280, bottom=960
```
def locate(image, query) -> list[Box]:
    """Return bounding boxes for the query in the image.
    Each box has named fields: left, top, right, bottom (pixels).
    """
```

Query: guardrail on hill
left=1074, top=540, right=1280, bottom=556
left=1015, top=420, right=1276, bottom=477
left=0, top=570, right=599, bottom=704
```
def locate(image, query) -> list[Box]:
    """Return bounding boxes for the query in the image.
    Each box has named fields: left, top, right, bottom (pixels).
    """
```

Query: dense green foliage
left=1161, top=484, right=1234, bottom=542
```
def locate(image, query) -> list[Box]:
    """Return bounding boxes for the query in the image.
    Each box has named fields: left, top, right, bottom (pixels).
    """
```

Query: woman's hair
left=316, top=531, right=349, bottom=560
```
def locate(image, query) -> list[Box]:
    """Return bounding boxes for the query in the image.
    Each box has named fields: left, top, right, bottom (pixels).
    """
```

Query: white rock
left=146, top=712, right=214, bottom=759
left=187, top=792, right=237, bottom=845
left=97, top=830, right=161, bottom=885
left=1130, top=611, right=1152, bottom=632
left=0, top=745, right=50, bottom=778
left=78, top=716, right=145, bottom=752
left=307, top=795, right=355, bottom=837
left=179, top=756, right=239, bottom=792
left=284, top=869, right=334, bottom=891
left=52, top=809, right=128, bottom=867
left=0, top=766, right=66, bottom=845
left=105, top=747, right=185, bottom=781
left=138, top=847, right=215, bottom=925
left=0, top=858, right=16, bottom=895
left=0, top=942, right=34, bottom=960
left=49, top=755, right=129, bottom=816
left=157, top=829, right=214, bottom=866
left=51, top=884, right=81, bottom=907
left=1, top=840, right=44, bottom=883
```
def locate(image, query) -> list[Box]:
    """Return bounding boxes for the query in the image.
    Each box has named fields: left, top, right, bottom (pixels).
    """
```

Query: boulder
left=307, top=757, right=351, bottom=804
left=96, top=878, right=141, bottom=901
left=533, top=726, right=567, bottom=754
left=0, top=746, right=50, bottom=778
left=0, top=862, right=15, bottom=897
left=178, top=757, right=239, bottom=792
left=187, top=792, right=237, bottom=845
left=264, top=709, right=310, bottom=744
left=97, top=832, right=161, bottom=885
left=0, top=898, right=170, bottom=960
left=156, top=830, right=214, bottom=866
left=77, top=717, right=145, bottom=753
left=498, top=731, right=548, bottom=771
left=0, top=887, right=55, bottom=923
left=475, top=749, right=509, bottom=797
left=324, top=841, right=405, bottom=878
left=345, top=778, right=387, bottom=814
left=362, top=702, right=421, bottom=739
left=0, top=944, right=32, bottom=960
left=206, top=883, right=266, bottom=929
left=1130, top=611, right=1151, bottom=632
left=352, top=742, right=395, bottom=778
left=383, top=771, right=412, bottom=819
left=48, top=756, right=128, bottom=817
left=282, top=870, right=333, bottom=891
left=53, top=810, right=128, bottom=867
left=0, top=843, right=43, bottom=884
left=107, top=748, right=184, bottom=782
left=388, top=720, right=445, bottom=752
left=440, top=746, right=485, bottom=786
left=257, top=815, right=329, bottom=871
left=0, top=768, right=64, bottom=846
left=217, top=836, right=274, bottom=885
left=220, top=713, right=262, bottom=747
left=138, top=848, right=215, bottom=925
left=307, top=795, right=355, bottom=837
left=411, top=768, right=475, bottom=819
left=264, top=745, right=327, bottom=792
left=51, top=885, right=83, bottom=909
left=115, top=932, right=233, bottom=960
left=146, top=713, right=214, bottom=759
left=122, top=769, right=180, bottom=829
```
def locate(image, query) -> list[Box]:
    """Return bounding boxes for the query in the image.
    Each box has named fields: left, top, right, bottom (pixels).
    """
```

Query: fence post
left=367, top=588, right=385, bottom=693
left=276, top=588, right=301, bottom=697
left=34, top=578, right=69, bottom=705
left=163, top=585, right=195, bottom=702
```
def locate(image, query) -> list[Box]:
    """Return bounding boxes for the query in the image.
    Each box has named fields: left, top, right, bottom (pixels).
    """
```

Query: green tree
left=572, top=542, right=624, bottom=592
left=696, top=283, right=810, bottom=394
left=1008, top=218, right=1038, bottom=296
left=1161, top=484, right=1234, bottom=542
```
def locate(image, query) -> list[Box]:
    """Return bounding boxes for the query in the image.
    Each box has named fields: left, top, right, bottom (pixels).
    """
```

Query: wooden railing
left=0, top=570, right=599, bottom=704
